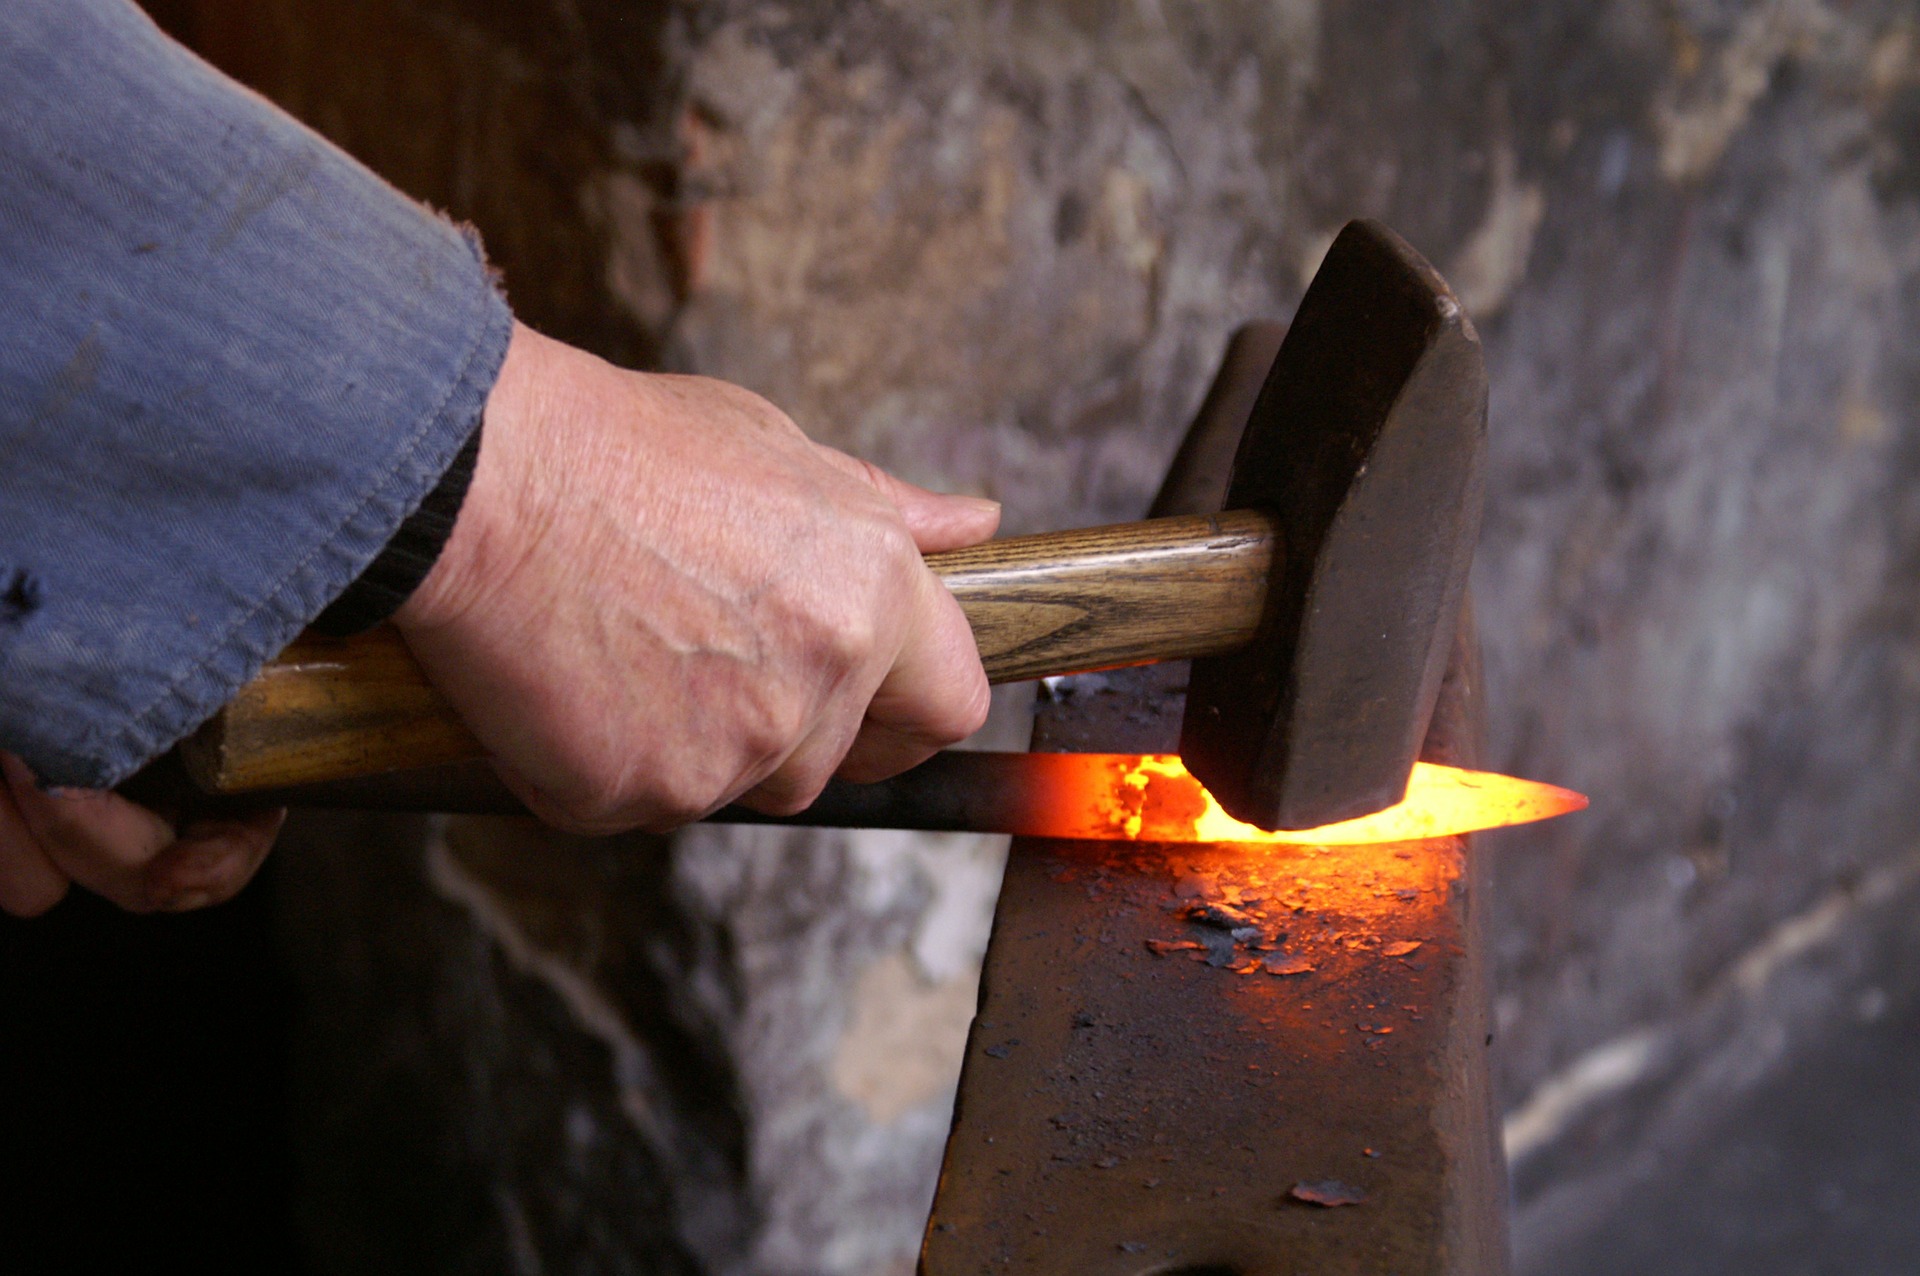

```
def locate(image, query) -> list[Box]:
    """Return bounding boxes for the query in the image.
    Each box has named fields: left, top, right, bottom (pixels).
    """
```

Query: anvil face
left=921, top=647, right=1507, bottom=1275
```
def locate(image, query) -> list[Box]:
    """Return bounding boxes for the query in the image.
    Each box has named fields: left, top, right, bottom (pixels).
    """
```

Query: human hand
left=393, top=323, right=999, bottom=834
left=0, top=751, right=285, bottom=918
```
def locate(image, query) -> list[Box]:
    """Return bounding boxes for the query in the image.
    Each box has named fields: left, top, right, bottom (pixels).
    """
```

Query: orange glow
left=1055, top=755, right=1585, bottom=844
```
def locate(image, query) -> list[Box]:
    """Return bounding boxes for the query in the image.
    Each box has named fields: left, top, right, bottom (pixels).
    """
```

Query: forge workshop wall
left=147, top=2, right=1920, bottom=1273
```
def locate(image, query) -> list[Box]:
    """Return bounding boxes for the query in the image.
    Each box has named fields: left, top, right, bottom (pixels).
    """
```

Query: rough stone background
left=128, top=0, right=1920, bottom=1272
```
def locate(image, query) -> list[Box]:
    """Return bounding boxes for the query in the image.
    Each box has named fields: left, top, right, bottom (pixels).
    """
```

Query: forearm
left=0, top=0, right=511, bottom=786
left=0, top=3, right=998, bottom=921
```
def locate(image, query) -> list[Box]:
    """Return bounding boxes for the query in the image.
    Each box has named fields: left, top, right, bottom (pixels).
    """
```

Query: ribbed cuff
left=311, top=420, right=482, bottom=636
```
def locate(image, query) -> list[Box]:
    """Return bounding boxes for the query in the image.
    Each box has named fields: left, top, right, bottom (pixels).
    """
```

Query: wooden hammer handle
left=180, top=509, right=1277, bottom=794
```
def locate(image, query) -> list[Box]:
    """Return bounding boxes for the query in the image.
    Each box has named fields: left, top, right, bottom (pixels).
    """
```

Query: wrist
left=395, top=320, right=545, bottom=635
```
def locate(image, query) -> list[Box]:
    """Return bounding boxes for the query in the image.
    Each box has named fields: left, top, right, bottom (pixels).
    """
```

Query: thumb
left=814, top=445, right=1001, bottom=553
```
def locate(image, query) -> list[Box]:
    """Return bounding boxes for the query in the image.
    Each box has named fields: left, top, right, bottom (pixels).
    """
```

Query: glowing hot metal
left=1077, top=754, right=1585, bottom=844
left=722, top=751, right=1584, bottom=842
left=713, top=751, right=1584, bottom=843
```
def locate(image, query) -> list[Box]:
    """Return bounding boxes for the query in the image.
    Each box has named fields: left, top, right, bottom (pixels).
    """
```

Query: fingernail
left=161, top=889, right=214, bottom=912
left=958, top=496, right=1001, bottom=515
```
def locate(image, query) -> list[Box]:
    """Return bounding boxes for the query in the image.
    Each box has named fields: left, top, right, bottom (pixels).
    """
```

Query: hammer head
left=1181, top=221, right=1487, bottom=831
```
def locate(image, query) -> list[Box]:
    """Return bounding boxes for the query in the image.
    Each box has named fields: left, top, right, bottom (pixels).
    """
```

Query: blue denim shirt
left=0, top=0, right=512, bottom=786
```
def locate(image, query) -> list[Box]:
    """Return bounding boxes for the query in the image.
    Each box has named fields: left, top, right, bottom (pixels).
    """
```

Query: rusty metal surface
left=920, top=633, right=1503, bottom=1275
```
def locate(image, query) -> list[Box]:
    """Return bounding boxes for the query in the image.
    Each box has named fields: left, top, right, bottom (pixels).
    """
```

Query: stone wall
left=160, top=1, right=1920, bottom=1272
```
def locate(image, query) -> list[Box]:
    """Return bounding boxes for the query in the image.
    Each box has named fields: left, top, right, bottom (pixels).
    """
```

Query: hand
left=394, top=323, right=999, bottom=834
left=0, top=751, right=285, bottom=918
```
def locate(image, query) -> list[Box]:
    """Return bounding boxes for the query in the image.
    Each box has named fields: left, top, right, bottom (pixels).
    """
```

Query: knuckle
left=823, top=607, right=880, bottom=673
left=546, top=762, right=637, bottom=833
left=557, top=795, right=630, bottom=834
left=740, top=686, right=811, bottom=761
left=851, top=457, right=894, bottom=497
left=633, top=757, right=735, bottom=832
left=751, top=788, right=814, bottom=819
left=834, top=526, right=921, bottom=658
left=948, top=673, right=993, bottom=740
left=705, top=376, right=800, bottom=435
left=833, top=751, right=895, bottom=786
left=630, top=801, right=704, bottom=836
left=875, top=517, right=921, bottom=569
left=750, top=769, right=831, bottom=818
left=659, top=765, right=730, bottom=825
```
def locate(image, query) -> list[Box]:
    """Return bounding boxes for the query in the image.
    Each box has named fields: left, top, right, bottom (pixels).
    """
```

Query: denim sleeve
left=0, top=0, right=514, bottom=787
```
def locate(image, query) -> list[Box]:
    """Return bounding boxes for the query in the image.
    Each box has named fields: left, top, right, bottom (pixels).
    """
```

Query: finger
left=903, top=489, right=1000, bottom=553
left=812, top=446, right=1001, bottom=552
left=488, top=756, right=659, bottom=837
left=2, top=751, right=177, bottom=912
left=835, top=575, right=990, bottom=784
left=142, top=807, right=287, bottom=912
left=834, top=717, right=951, bottom=788
left=0, top=768, right=69, bottom=918
left=733, top=689, right=875, bottom=817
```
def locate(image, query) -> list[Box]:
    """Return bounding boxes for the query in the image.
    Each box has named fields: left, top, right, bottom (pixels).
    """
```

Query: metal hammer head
left=1180, top=220, right=1487, bottom=831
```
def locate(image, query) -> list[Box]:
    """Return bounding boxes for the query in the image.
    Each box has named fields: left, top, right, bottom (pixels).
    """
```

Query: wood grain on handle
left=180, top=624, right=480, bottom=794
left=935, top=509, right=1275, bottom=680
left=181, top=509, right=1279, bottom=794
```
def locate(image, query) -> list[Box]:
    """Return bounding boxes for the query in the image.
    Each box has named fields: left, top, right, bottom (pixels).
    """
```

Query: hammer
left=135, top=220, right=1485, bottom=833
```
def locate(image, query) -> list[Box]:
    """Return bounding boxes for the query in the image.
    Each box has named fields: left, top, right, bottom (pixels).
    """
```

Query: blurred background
left=6, top=1, right=1920, bottom=1271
